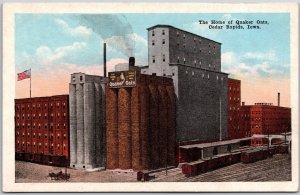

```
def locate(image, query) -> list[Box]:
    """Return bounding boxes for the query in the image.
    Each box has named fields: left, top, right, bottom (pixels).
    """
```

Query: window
left=152, top=56, right=155, bottom=63
left=163, top=54, right=165, bottom=62
left=57, top=124, right=60, bottom=129
left=80, top=76, right=83, bottom=81
left=183, top=34, right=185, bottom=39
left=162, top=30, right=165, bottom=35
left=177, top=57, right=180, bottom=63
left=183, top=58, right=186, bottom=64
left=152, top=30, right=155, bottom=36
left=162, top=39, right=165, bottom=44
left=177, top=31, right=179, bottom=37
left=152, top=40, right=155, bottom=46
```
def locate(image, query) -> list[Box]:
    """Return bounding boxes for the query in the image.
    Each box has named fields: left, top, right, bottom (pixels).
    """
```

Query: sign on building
left=108, top=70, right=136, bottom=88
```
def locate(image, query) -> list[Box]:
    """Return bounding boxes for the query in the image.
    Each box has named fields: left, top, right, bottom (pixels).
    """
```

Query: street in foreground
left=15, top=154, right=291, bottom=183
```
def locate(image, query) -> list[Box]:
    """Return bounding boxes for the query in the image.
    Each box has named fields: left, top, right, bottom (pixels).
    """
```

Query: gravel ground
left=15, top=154, right=291, bottom=183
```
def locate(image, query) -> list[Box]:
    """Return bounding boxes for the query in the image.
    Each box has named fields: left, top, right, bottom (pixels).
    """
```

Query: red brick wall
left=227, top=78, right=242, bottom=139
left=15, top=95, right=69, bottom=161
left=106, top=72, right=176, bottom=171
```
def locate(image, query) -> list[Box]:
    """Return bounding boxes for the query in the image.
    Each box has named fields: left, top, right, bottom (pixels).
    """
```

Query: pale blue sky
left=15, top=13, right=290, bottom=79
left=15, top=13, right=291, bottom=106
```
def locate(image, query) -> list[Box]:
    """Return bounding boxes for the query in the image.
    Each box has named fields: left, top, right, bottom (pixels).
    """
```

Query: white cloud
left=55, top=18, right=92, bottom=37
left=242, top=50, right=278, bottom=62
left=35, top=42, right=87, bottom=66
left=222, top=50, right=286, bottom=80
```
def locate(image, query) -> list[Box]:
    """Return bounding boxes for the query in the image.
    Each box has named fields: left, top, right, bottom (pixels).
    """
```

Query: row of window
left=184, top=71, right=224, bottom=81
left=16, top=142, right=67, bottom=150
left=151, top=29, right=166, bottom=36
left=229, top=97, right=240, bottom=101
left=229, top=87, right=240, bottom=92
left=151, top=29, right=218, bottom=48
left=16, top=113, right=67, bottom=120
left=229, top=107, right=240, bottom=111
left=16, top=123, right=67, bottom=130
left=16, top=102, right=67, bottom=111
left=16, top=132, right=67, bottom=139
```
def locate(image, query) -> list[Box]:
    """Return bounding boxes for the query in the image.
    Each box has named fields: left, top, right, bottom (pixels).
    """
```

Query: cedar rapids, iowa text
left=199, top=19, right=270, bottom=30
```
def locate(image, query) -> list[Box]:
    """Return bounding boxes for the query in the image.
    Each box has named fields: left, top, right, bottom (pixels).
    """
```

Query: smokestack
left=104, top=43, right=107, bottom=77
left=242, top=102, right=245, bottom=106
left=129, top=57, right=135, bottom=67
left=278, top=92, right=280, bottom=107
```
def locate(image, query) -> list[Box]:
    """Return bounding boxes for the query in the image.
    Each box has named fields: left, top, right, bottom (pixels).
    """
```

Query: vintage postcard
left=2, top=2, right=299, bottom=192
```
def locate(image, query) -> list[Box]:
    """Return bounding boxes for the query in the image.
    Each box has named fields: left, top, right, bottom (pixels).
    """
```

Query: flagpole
left=30, top=68, right=31, bottom=98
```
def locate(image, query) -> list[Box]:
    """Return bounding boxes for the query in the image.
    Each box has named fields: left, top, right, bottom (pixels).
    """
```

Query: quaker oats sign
left=108, top=70, right=136, bottom=88
left=2, top=2, right=299, bottom=193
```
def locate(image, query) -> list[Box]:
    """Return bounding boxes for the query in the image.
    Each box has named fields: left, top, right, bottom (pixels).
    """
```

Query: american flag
left=17, top=69, right=31, bottom=81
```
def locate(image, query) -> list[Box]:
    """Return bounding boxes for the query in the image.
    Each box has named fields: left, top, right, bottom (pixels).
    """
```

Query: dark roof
left=139, top=65, right=149, bottom=69
left=147, top=24, right=221, bottom=45
left=169, top=63, right=229, bottom=75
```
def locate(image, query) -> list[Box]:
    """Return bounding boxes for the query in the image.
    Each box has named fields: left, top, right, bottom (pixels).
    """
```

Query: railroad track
left=151, top=154, right=291, bottom=182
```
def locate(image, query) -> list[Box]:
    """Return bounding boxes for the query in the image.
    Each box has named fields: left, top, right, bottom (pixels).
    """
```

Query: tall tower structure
left=69, top=73, right=106, bottom=169
left=141, top=25, right=228, bottom=143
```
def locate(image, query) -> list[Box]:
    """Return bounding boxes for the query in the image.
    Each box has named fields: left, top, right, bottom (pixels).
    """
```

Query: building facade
left=15, top=95, right=69, bottom=166
left=106, top=70, right=176, bottom=171
left=227, top=78, right=245, bottom=139
left=69, top=73, right=106, bottom=169
left=239, top=102, right=291, bottom=145
left=141, top=25, right=228, bottom=143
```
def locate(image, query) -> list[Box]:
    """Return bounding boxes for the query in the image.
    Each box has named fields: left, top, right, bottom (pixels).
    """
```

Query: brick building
left=141, top=25, right=228, bottom=143
left=15, top=95, right=69, bottom=166
left=227, top=78, right=245, bottom=139
left=106, top=67, right=176, bottom=171
left=240, top=102, right=291, bottom=145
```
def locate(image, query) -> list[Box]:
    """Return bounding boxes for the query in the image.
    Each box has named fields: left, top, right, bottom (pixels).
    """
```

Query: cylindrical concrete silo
left=94, top=83, right=102, bottom=166
left=158, top=85, right=168, bottom=168
left=84, top=83, right=95, bottom=166
left=76, top=84, right=84, bottom=165
left=118, top=88, right=132, bottom=169
left=131, top=85, right=141, bottom=171
left=140, top=83, right=150, bottom=170
left=148, top=83, right=160, bottom=170
left=166, top=85, right=176, bottom=166
left=69, top=84, right=77, bottom=166
left=106, top=88, right=118, bottom=169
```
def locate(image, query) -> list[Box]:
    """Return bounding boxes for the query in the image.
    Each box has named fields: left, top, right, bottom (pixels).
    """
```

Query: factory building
left=141, top=25, right=228, bottom=143
left=239, top=94, right=291, bottom=145
left=227, top=78, right=245, bottom=139
left=106, top=58, right=176, bottom=171
left=69, top=73, right=106, bottom=169
left=15, top=95, right=69, bottom=166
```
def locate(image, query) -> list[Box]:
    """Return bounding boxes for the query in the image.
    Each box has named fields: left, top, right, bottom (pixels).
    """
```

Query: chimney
left=103, top=43, right=107, bottom=77
left=129, top=57, right=135, bottom=67
left=278, top=92, right=280, bottom=107
left=242, top=102, right=245, bottom=106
